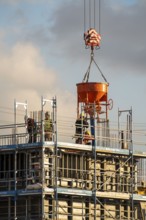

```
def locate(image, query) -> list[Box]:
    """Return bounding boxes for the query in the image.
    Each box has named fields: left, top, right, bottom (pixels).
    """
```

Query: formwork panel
left=55, top=151, right=136, bottom=195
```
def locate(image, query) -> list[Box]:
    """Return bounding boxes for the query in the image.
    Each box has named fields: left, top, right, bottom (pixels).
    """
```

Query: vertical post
left=118, top=108, right=134, bottom=219
left=90, top=116, right=95, bottom=146
left=14, top=150, right=17, bottom=220
left=26, top=152, right=28, bottom=210
left=52, top=97, right=58, bottom=220
left=14, top=100, right=28, bottom=144
left=41, top=96, right=45, bottom=219
left=118, top=108, right=120, bottom=149
left=26, top=197, right=28, bottom=219
left=8, top=198, right=10, bottom=219
left=93, top=103, right=97, bottom=220
left=13, top=98, right=17, bottom=220
left=129, top=108, right=134, bottom=220
left=41, top=96, right=57, bottom=219
left=14, top=100, right=27, bottom=220
left=41, top=96, right=45, bottom=144
left=14, top=99, right=16, bottom=145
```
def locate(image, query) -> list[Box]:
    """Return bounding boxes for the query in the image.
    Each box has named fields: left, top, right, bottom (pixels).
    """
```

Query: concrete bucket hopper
left=77, top=82, right=108, bottom=104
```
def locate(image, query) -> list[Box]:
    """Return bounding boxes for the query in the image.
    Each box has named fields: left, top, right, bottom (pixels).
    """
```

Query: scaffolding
left=0, top=98, right=146, bottom=219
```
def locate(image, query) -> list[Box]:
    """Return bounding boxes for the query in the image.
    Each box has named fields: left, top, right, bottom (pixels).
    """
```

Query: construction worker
left=75, top=112, right=88, bottom=144
left=44, top=111, right=53, bottom=141
left=83, top=130, right=92, bottom=145
left=25, top=117, right=37, bottom=143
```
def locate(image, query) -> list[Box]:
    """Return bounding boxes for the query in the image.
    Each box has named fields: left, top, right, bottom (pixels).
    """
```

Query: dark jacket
left=75, top=117, right=88, bottom=134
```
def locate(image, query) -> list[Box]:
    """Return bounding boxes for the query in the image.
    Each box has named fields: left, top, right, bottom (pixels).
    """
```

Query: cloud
left=1, top=0, right=146, bottom=77
left=0, top=40, right=76, bottom=123
left=49, top=1, right=83, bottom=58
left=0, top=42, right=56, bottom=92
left=99, top=0, right=146, bottom=74
left=45, top=0, right=146, bottom=75
left=10, top=8, right=28, bottom=25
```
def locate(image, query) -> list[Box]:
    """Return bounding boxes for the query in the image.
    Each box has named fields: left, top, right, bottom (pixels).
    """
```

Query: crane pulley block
left=84, top=28, right=101, bottom=48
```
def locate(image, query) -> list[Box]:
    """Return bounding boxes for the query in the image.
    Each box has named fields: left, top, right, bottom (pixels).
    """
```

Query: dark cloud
left=47, top=0, right=146, bottom=75
left=2, top=0, right=145, bottom=75
left=100, top=0, right=146, bottom=71
left=48, top=1, right=83, bottom=59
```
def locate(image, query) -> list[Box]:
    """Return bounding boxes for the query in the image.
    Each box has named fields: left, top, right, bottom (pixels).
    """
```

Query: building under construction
left=0, top=79, right=146, bottom=220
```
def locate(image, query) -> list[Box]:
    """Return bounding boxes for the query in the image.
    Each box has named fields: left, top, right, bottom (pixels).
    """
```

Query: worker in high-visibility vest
left=44, top=111, right=53, bottom=141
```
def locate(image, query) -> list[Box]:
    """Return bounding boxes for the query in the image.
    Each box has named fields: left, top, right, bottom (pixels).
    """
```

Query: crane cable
left=89, top=0, right=91, bottom=28
left=82, top=49, right=108, bottom=83
left=98, top=0, right=101, bottom=33
left=84, top=0, right=101, bottom=35
left=83, top=0, right=107, bottom=83
left=94, top=0, right=96, bottom=29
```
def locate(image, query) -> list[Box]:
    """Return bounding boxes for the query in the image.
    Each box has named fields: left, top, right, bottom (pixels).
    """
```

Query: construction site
left=1, top=1, right=146, bottom=220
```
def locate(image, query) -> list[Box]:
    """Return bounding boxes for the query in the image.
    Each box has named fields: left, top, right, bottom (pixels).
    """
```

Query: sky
left=0, top=0, right=146, bottom=133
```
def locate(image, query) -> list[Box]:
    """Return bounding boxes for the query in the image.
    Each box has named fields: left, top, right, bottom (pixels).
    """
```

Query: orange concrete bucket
left=76, top=82, right=108, bottom=103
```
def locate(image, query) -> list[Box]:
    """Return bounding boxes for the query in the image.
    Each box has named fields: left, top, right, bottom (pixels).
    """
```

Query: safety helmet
left=80, top=112, right=84, bottom=118
left=85, top=130, right=90, bottom=135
